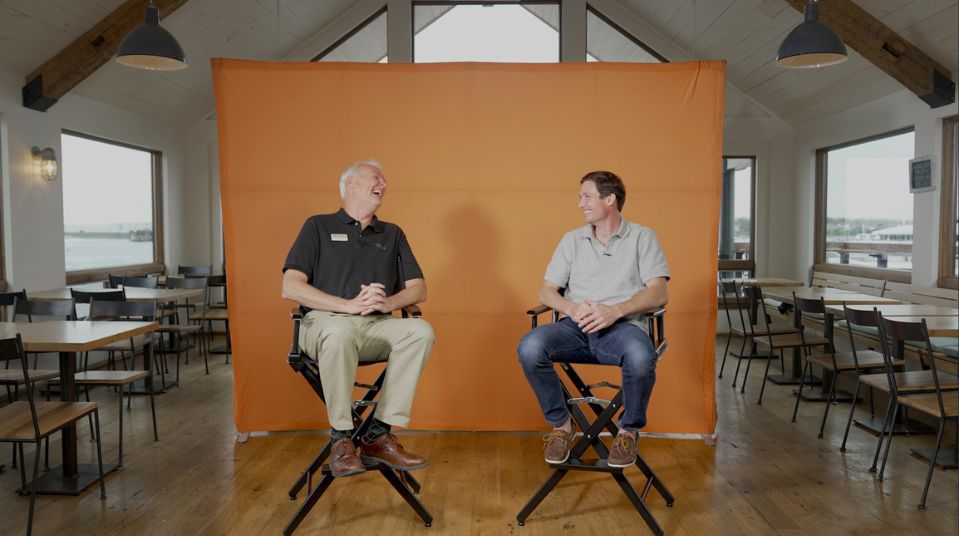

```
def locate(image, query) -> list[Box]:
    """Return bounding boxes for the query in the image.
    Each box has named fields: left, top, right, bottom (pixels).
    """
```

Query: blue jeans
left=517, top=317, right=657, bottom=431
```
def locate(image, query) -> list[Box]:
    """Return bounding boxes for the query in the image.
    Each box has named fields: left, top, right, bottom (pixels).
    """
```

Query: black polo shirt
left=283, top=209, right=424, bottom=301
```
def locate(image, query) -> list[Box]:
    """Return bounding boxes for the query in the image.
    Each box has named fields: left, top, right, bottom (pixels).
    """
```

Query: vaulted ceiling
left=0, top=0, right=955, bottom=127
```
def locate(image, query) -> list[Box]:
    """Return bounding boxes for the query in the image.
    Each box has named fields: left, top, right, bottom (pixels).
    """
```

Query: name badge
left=330, top=233, right=348, bottom=242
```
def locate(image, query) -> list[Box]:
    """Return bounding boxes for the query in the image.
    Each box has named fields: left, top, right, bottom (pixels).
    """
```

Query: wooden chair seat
left=754, top=333, right=829, bottom=350
left=0, top=369, right=59, bottom=384
left=804, top=350, right=902, bottom=371
left=860, top=371, right=959, bottom=393
left=897, top=392, right=959, bottom=418
left=0, top=401, right=97, bottom=441
left=193, top=309, right=228, bottom=321
left=49, top=370, right=149, bottom=386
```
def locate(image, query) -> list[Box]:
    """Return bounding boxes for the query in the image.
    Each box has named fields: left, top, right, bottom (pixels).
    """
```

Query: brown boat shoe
left=329, top=437, right=365, bottom=477
left=607, top=430, right=638, bottom=468
left=360, top=433, right=428, bottom=471
left=543, top=428, right=575, bottom=464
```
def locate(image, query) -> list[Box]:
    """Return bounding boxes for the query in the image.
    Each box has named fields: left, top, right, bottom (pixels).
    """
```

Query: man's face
left=347, top=164, right=388, bottom=208
left=578, top=180, right=615, bottom=224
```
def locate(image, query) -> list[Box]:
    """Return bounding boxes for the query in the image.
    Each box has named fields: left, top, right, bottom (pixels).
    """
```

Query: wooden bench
left=810, top=271, right=886, bottom=296
left=883, top=281, right=959, bottom=307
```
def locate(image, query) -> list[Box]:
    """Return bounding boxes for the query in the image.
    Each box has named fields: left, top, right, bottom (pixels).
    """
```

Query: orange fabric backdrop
left=212, top=59, right=724, bottom=435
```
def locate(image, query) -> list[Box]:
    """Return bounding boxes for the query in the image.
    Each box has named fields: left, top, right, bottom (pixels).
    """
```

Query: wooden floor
left=1, top=336, right=957, bottom=535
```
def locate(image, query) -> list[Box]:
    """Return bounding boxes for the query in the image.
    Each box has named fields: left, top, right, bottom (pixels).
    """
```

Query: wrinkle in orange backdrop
left=212, top=60, right=724, bottom=436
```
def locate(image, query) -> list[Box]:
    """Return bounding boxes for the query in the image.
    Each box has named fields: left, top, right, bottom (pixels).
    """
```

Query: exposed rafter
left=22, top=0, right=189, bottom=112
left=784, top=0, right=954, bottom=107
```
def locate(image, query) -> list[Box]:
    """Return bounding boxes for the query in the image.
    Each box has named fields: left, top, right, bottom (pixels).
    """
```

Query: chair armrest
left=526, top=304, right=553, bottom=317
left=289, top=307, right=302, bottom=320
left=401, top=304, right=422, bottom=318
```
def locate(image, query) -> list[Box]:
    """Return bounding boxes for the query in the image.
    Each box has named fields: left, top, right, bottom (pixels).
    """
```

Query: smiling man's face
left=347, top=164, right=388, bottom=209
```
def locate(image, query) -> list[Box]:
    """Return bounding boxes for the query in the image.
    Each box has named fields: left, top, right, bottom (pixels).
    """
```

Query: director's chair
left=283, top=306, right=433, bottom=535
left=516, top=306, right=675, bottom=535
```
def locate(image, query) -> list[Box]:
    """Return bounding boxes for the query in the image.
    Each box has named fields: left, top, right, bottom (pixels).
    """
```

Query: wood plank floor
left=1, top=336, right=956, bottom=535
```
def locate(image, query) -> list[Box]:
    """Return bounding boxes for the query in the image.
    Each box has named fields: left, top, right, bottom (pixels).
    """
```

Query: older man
left=282, top=160, right=434, bottom=477
left=518, top=170, right=669, bottom=468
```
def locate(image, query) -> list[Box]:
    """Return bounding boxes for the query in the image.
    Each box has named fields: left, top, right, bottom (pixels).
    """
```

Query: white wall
left=793, top=89, right=959, bottom=286
left=0, top=68, right=198, bottom=292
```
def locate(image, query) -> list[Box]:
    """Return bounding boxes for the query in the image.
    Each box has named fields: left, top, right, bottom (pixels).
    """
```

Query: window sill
left=66, top=263, right=166, bottom=285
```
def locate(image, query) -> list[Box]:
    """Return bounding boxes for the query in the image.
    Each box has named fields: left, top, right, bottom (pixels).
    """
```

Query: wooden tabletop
left=884, top=316, right=959, bottom=337
left=734, top=278, right=805, bottom=287
left=763, top=287, right=862, bottom=302
left=30, top=286, right=203, bottom=302
left=826, top=304, right=959, bottom=318
left=0, top=321, right=158, bottom=352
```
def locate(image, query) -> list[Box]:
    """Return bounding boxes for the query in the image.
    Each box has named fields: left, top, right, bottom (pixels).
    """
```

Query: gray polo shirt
left=544, top=218, right=669, bottom=328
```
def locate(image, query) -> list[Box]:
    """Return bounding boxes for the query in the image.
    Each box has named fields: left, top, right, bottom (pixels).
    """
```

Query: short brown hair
left=580, top=170, right=626, bottom=211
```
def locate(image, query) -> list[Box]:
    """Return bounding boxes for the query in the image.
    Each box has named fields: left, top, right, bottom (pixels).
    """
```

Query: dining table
left=0, top=320, right=157, bottom=494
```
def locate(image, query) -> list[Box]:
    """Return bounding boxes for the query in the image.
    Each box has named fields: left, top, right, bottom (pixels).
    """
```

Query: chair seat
left=804, top=350, right=901, bottom=371
left=0, top=401, right=97, bottom=441
left=96, top=334, right=153, bottom=352
left=193, top=309, right=228, bottom=321
left=755, top=333, right=829, bottom=349
left=49, top=370, right=150, bottom=386
left=897, top=392, right=959, bottom=419
left=0, top=369, right=59, bottom=384
left=860, top=371, right=959, bottom=393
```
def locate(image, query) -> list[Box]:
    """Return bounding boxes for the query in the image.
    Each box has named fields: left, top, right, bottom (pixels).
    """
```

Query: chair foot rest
left=566, top=396, right=610, bottom=407
left=554, top=458, right=623, bottom=473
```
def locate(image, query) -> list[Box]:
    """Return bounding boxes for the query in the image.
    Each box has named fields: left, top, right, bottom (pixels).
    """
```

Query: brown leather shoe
left=607, top=430, right=638, bottom=468
left=360, top=433, right=428, bottom=471
left=543, top=428, right=575, bottom=464
left=329, top=438, right=365, bottom=477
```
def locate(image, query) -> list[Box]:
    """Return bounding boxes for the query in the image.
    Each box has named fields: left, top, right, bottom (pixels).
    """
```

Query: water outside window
left=414, top=4, right=559, bottom=63
left=719, top=157, right=754, bottom=261
left=61, top=133, right=155, bottom=271
left=825, top=130, right=914, bottom=271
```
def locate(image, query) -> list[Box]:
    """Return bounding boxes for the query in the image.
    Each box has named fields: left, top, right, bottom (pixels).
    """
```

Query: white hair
left=339, top=160, right=382, bottom=199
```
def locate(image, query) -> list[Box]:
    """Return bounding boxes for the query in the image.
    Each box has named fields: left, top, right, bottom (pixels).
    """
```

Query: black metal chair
left=178, top=264, right=213, bottom=277
left=515, top=306, right=674, bottom=536
left=158, top=277, right=209, bottom=374
left=0, top=334, right=106, bottom=536
left=875, top=314, right=959, bottom=509
left=283, top=305, right=432, bottom=535
left=122, top=275, right=159, bottom=289
left=731, top=284, right=799, bottom=392
left=70, top=288, right=127, bottom=370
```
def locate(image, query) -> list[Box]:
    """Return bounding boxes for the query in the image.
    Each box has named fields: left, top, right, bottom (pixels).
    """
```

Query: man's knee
left=403, top=318, right=434, bottom=346
left=621, top=338, right=656, bottom=375
left=517, top=330, right=549, bottom=368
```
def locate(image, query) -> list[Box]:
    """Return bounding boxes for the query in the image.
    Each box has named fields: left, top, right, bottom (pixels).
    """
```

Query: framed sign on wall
left=909, top=155, right=936, bottom=193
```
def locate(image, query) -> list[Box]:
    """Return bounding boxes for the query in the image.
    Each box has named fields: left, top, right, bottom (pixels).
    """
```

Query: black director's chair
left=283, top=306, right=432, bottom=535
left=516, top=306, right=675, bottom=535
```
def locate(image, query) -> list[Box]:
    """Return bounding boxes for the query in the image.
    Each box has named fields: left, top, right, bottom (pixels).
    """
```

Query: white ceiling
left=0, top=0, right=955, bottom=127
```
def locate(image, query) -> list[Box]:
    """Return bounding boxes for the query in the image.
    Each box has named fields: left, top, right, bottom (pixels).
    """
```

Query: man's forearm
left=282, top=277, right=350, bottom=313
left=614, top=284, right=668, bottom=318
left=386, top=282, right=427, bottom=311
left=539, top=286, right=576, bottom=317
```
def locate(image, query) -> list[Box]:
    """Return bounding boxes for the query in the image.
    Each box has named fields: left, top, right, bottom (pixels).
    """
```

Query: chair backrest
left=178, top=264, right=213, bottom=277
left=718, top=281, right=749, bottom=333
left=841, top=303, right=879, bottom=368
left=740, top=284, right=768, bottom=332
left=0, top=289, right=27, bottom=307
left=878, top=315, right=946, bottom=416
left=14, top=299, right=75, bottom=321
left=0, top=334, right=40, bottom=436
left=164, top=276, right=208, bottom=290
left=89, top=299, right=157, bottom=322
left=71, top=288, right=127, bottom=304
left=107, top=274, right=127, bottom=289
left=122, top=275, right=159, bottom=289
left=793, top=293, right=826, bottom=316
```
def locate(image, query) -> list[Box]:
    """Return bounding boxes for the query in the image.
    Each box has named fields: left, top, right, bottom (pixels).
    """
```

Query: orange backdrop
left=212, top=59, right=724, bottom=436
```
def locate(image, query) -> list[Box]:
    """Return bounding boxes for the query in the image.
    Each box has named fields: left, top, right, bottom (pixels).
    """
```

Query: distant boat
left=129, top=229, right=153, bottom=242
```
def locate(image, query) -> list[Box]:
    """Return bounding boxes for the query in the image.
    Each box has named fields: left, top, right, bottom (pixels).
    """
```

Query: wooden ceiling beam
left=784, top=0, right=955, bottom=107
left=22, top=0, right=189, bottom=112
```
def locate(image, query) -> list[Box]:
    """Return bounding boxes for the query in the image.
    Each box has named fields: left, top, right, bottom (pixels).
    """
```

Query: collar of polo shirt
left=336, top=207, right=385, bottom=232
left=580, top=217, right=631, bottom=241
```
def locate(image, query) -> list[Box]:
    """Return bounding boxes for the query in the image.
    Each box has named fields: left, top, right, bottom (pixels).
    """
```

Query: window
left=815, top=129, right=915, bottom=278
left=61, top=132, right=163, bottom=280
left=414, top=3, right=560, bottom=63
left=586, top=6, right=664, bottom=63
left=939, top=115, right=958, bottom=288
left=719, top=157, right=755, bottom=278
left=315, top=9, right=387, bottom=62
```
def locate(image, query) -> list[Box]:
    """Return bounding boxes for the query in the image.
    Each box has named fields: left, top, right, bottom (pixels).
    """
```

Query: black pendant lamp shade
left=116, top=3, right=187, bottom=71
left=775, top=1, right=847, bottom=69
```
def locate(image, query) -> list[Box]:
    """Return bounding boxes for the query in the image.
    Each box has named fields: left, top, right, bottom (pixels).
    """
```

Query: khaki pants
left=299, top=311, right=434, bottom=431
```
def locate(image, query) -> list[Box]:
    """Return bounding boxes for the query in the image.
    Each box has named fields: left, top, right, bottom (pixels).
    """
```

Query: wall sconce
left=31, top=146, right=58, bottom=181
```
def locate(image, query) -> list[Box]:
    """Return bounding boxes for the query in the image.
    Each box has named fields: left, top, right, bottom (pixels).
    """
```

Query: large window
left=816, top=129, right=915, bottom=277
left=315, top=9, right=387, bottom=62
left=939, top=115, right=958, bottom=288
left=719, top=157, right=755, bottom=277
left=414, top=3, right=560, bottom=63
left=61, top=132, right=162, bottom=279
left=586, top=6, right=664, bottom=63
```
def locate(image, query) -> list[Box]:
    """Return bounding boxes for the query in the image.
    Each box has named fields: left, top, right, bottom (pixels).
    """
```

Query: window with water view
left=823, top=129, right=915, bottom=271
left=61, top=132, right=158, bottom=272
